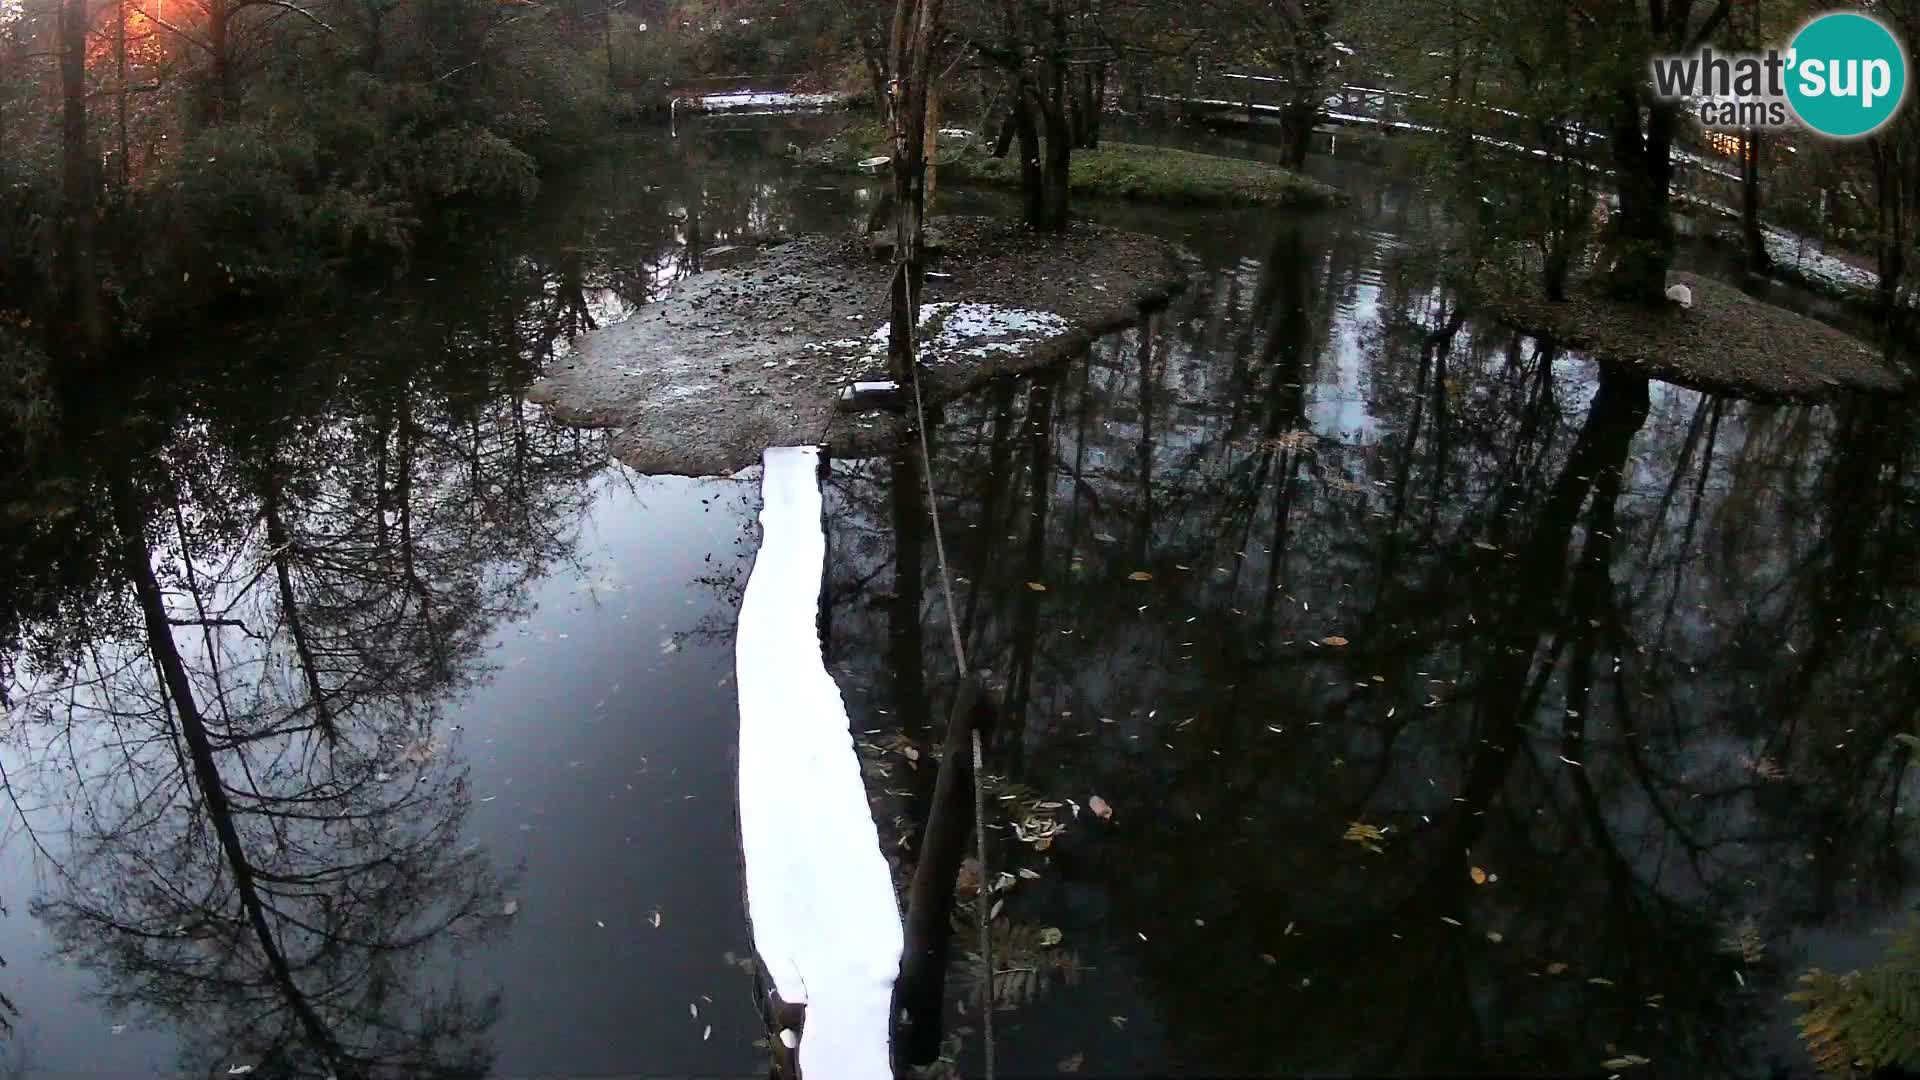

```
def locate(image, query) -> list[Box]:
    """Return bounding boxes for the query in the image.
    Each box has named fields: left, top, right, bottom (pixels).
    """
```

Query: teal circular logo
left=1785, top=12, right=1908, bottom=137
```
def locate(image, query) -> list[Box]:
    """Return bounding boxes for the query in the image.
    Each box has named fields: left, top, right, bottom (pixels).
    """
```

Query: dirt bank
left=794, top=121, right=1347, bottom=209
left=527, top=216, right=1190, bottom=475
left=1486, top=271, right=1908, bottom=401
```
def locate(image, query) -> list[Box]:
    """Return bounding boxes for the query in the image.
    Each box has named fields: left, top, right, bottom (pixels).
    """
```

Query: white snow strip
left=806, top=302, right=1072, bottom=367
left=694, top=91, right=844, bottom=113
left=736, top=446, right=903, bottom=1080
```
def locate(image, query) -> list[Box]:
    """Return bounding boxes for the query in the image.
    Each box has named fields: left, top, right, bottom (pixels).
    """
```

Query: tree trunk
left=992, top=97, right=1016, bottom=158
left=1741, top=129, right=1771, bottom=273
left=206, top=0, right=232, bottom=122
left=1039, top=84, right=1071, bottom=230
left=1013, top=77, right=1045, bottom=228
left=1278, top=98, right=1315, bottom=170
left=1035, top=0, right=1071, bottom=230
left=886, top=0, right=945, bottom=384
left=58, top=0, right=104, bottom=361
left=1603, top=92, right=1677, bottom=306
left=114, top=0, right=128, bottom=196
left=1871, top=138, right=1909, bottom=312
left=365, top=1, right=384, bottom=71
left=1086, top=60, right=1106, bottom=147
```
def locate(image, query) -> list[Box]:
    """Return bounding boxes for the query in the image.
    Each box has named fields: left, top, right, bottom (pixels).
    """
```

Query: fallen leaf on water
left=228, top=1068, right=256, bottom=1077
left=1342, top=822, right=1386, bottom=851
left=1470, top=866, right=1489, bottom=885
left=1094, top=533, right=1118, bottom=543
left=1109, top=1016, right=1128, bottom=1030
left=1039, top=927, right=1064, bottom=947
left=1589, top=976, right=1616, bottom=986
left=1259, top=952, right=1277, bottom=964
left=1018, top=868, right=1041, bottom=880
left=1026, top=582, right=1048, bottom=592
left=650, top=909, right=663, bottom=928
left=989, top=899, right=1004, bottom=921
left=1601, top=1055, right=1651, bottom=1070
left=110, top=1024, right=127, bottom=1035
left=703, top=1025, right=712, bottom=1041
left=1322, top=635, right=1350, bottom=647
left=1546, top=962, right=1569, bottom=975
left=502, top=900, right=519, bottom=917
left=1440, top=916, right=1463, bottom=927
left=1058, top=1052, right=1084, bottom=1073
left=690, top=1003, right=699, bottom=1018
left=902, top=745, right=920, bottom=762
left=1486, top=930, right=1504, bottom=944
left=1473, top=541, right=1498, bottom=551
left=1089, top=795, right=1113, bottom=820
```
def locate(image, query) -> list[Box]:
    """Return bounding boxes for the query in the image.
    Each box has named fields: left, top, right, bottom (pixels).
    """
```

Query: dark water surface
left=3, top=118, right=1918, bottom=1079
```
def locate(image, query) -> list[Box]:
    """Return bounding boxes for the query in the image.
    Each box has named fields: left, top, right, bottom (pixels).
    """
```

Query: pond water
left=2, top=117, right=1917, bottom=1079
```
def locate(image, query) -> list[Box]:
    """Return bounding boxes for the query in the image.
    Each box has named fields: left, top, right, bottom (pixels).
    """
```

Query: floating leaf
left=1026, top=582, right=1048, bottom=592
left=1601, top=1055, right=1650, bottom=1069
left=690, top=1003, right=699, bottom=1018
left=1473, top=541, right=1497, bottom=551
left=650, top=909, right=663, bottom=928
left=502, top=900, right=520, bottom=917
left=1127, top=571, right=1153, bottom=582
left=1343, top=822, right=1386, bottom=845
left=1470, top=866, right=1489, bottom=885
left=1322, top=635, right=1350, bottom=647
left=1546, top=962, right=1569, bottom=975
left=1018, top=868, right=1042, bottom=880
left=1039, top=927, right=1064, bottom=947
left=1588, top=976, right=1616, bottom=986
left=1089, top=795, right=1113, bottom=820
left=703, top=1025, right=712, bottom=1041
left=902, top=745, right=920, bottom=762
left=1057, top=1052, right=1084, bottom=1073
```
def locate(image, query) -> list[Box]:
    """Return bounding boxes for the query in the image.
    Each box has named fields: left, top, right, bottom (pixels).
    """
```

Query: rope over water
left=896, top=261, right=995, bottom=1080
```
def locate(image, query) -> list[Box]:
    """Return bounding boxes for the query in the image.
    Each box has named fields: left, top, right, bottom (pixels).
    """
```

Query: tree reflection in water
left=826, top=213, right=1920, bottom=1077
left=3, top=225, right=623, bottom=1079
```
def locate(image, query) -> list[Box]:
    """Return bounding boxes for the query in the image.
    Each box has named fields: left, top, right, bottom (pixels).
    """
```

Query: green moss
left=955, top=142, right=1345, bottom=208
left=794, top=122, right=1346, bottom=209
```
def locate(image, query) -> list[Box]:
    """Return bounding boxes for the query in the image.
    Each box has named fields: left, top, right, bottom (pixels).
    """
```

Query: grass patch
left=795, top=121, right=1345, bottom=209
left=1485, top=271, right=1907, bottom=401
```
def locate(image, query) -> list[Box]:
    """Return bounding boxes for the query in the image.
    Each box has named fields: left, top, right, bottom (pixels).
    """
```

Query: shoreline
left=1484, top=271, right=1909, bottom=402
left=527, top=216, right=1192, bottom=476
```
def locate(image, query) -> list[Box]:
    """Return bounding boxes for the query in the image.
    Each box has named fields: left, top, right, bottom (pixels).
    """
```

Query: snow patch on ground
left=694, top=91, right=844, bottom=114
left=806, top=302, right=1072, bottom=367
left=1679, top=193, right=1910, bottom=305
left=736, top=446, right=902, bottom=1080
left=1763, top=231, right=1893, bottom=297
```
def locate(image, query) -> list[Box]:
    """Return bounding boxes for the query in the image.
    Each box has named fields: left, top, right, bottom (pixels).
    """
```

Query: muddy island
left=527, top=215, right=1190, bottom=475
left=1486, top=271, right=1909, bottom=402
